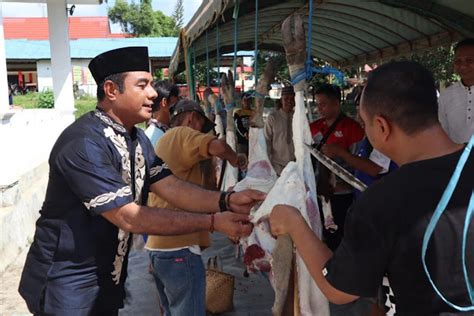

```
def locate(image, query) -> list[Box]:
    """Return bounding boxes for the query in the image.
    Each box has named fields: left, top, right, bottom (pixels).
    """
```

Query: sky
left=1, top=0, right=203, bottom=32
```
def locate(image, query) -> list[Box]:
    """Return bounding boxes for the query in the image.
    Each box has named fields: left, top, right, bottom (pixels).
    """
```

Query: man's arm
left=208, top=139, right=247, bottom=169
left=269, top=205, right=359, bottom=305
left=150, top=175, right=265, bottom=214
left=102, top=202, right=252, bottom=237
left=322, top=144, right=382, bottom=177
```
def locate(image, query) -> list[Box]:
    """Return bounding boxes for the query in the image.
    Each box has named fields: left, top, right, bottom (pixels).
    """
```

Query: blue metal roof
left=5, top=37, right=179, bottom=60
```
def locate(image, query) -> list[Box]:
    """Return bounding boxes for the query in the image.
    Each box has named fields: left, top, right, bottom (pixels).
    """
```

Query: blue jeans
left=148, top=249, right=205, bottom=316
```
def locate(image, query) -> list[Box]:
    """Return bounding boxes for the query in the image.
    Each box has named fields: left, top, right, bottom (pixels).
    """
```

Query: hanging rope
left=216, top=22, right=220, bottom=85
left=422, top=135, right=474, bottom=311
left=290, top=0, right=345, bottom=87
left=186, top=46, right=196, bottom=102
left=206, top=30, right=210, bottom=87
left=233, top=0, right=239, bottom=85
left=192, top=44, right=197, bottom=101
left=254, top=0, right=259, bottom=87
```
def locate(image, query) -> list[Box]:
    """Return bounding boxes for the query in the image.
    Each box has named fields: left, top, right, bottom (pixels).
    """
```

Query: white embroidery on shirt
left=134, top=143, right=145, bottom=203
left=111, top=229, right=130, bottom=284
left=149, top=163, right=169, bottom=178
left=95, top=110, right=127, bottom=134
left=83, top=186, right=132, bottom=210
left=101, top=126, right=147, bottom=285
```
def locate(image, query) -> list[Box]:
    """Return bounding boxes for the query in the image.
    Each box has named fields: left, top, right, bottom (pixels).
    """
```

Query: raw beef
left=220, top=71, right=239, bottom=190
left=235, top=14, right=329, bottom=315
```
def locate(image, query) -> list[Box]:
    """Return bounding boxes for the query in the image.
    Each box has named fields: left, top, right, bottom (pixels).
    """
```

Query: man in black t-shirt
left=269, top=61, right=474, bottom=315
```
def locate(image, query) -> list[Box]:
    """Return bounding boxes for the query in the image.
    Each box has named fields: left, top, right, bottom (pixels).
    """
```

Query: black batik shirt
left=324, top=148, right=474, bottom=315
left=19, top=109, right=172, bottom=315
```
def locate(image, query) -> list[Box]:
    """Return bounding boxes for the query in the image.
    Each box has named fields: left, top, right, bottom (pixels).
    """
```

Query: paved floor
left=0, top=248, right=31, bottom=316
left=120, top=232, right=274, bottom=315
left=0, top=233, right=274, bottom=316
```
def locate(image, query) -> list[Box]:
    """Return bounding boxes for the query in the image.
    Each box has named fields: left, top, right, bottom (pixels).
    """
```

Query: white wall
left=72, top=59, right=96, bottom=96
left=0, top=109, right=73, bottom=272
left=37, top=59, right=97, bottom=96
left=0, top=162, right=49, bottom=273
left=37, top=60, right=54, bottom=92
left=0, top=109, right=73, bottom=187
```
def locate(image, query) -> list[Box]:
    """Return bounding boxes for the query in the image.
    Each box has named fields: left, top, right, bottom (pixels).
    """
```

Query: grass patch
left=12, top=92, right=39, bottom=109
left=13, top=93, right=97, bottom=119
left=75, top=97, right=97, bottom=119
left=12, top=93, right=146, bottom=129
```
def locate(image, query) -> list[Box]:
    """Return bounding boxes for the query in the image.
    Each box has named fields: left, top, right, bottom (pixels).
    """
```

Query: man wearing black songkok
left=18, top=47, right=265, bottom=316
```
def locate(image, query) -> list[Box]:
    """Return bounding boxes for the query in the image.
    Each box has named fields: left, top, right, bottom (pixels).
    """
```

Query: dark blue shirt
left=19, top=109, right=172, bottom=314
left=354, top=138, right=398, bottom=199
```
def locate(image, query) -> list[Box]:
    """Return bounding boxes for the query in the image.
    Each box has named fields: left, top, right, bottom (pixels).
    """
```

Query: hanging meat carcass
left=283, top=14, right=329, bottom=315
left=233, top=14, right=329, bottom=315
left=205, top=74, right=239, bottom=191
left=205, top=88, right=225, bottom=140
left=219, top=71, right=239, bottom=190
left=231, top=62, right=289, bottom=314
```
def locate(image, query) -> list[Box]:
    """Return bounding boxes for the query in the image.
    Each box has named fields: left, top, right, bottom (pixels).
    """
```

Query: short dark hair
left=152, top=80, right=180, bottom=112
left=97, top=73, right=126, bottom=101
left=454, top=38, right=474, bottom=53
left=315, top=83, right=341, bottom=102
left=362, top=61, right=438, bottom=135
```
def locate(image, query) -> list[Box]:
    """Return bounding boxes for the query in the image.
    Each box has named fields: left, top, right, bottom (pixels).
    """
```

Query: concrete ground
left=0, top=233, right=274, bottom=316
left=0, top=248, right=31, bottom=316
left=120, top=232, right=274, bottom=315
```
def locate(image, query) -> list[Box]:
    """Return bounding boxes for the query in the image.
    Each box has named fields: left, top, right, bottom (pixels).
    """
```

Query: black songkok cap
left=88, top=47, right=150, bottom=84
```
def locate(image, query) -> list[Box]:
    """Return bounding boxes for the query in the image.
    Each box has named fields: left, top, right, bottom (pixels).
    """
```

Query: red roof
left=4, top=17, right=128, bottom=40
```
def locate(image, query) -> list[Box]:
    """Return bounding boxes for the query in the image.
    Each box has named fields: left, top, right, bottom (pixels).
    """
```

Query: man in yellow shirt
left=146, top=99, right=247, bottom=316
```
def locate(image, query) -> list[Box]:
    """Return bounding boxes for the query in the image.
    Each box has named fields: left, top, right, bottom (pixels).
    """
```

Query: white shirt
left=438, top=81, right=474, bottom=143
left=369, top=148, right=391, bottom=174
left=144, top=121, right=167, bottom=148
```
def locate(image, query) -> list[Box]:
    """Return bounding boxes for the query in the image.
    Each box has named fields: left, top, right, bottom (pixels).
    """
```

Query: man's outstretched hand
left=215, top=212, right=253, bottom=238
left=228, top=189, right=266, bottom=214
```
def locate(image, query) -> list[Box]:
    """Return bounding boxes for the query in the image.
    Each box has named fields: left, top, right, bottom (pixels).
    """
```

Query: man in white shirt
left=438, top=38, right=474, bottom=143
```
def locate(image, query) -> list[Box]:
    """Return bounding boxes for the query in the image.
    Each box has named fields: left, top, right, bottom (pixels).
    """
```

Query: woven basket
left=205, top=256, right=235, bottom=314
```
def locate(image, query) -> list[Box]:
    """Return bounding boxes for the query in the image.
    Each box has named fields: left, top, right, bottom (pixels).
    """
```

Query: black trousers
left=35, top=308, right=118, bottom=316
left=36, top=289, right=119, bottom=316
left=318, top=193, right=354, bottom=251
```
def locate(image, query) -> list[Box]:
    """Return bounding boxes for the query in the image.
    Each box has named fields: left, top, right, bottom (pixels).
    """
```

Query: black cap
left=88, top=47, right=150, bottom=84
left=170, top=99, right=215, bottom=133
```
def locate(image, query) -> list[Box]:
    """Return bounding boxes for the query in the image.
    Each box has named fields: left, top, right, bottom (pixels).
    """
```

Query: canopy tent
left=169, top=0, right=474, bottom=78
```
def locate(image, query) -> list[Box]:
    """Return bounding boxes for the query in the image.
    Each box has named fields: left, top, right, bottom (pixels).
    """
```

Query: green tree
left=108, top=0, right=178, bottom=37
left=171, top=0, right=184, bottom=31
left=409, top=45, right=458, bottom=86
